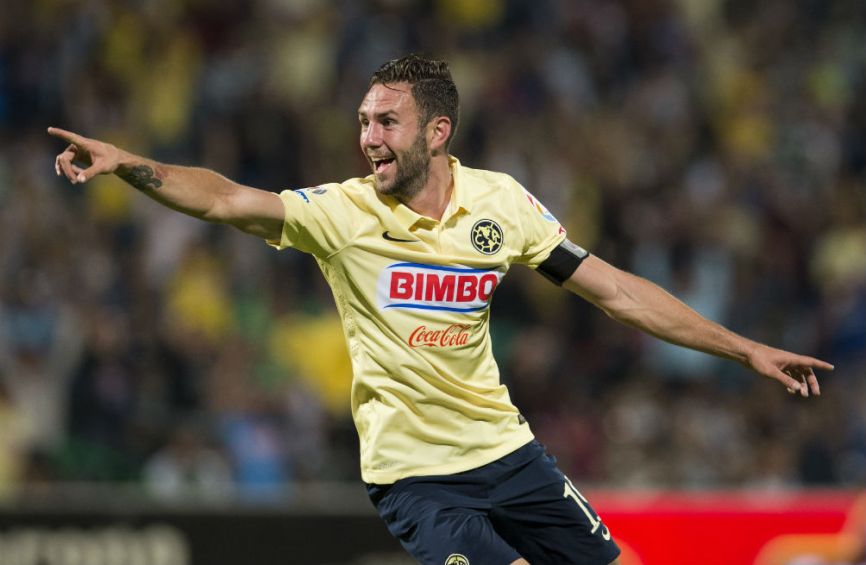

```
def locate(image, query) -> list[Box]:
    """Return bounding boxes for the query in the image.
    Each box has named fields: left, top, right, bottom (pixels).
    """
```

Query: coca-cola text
left=408, top=324, right=473, bottom=348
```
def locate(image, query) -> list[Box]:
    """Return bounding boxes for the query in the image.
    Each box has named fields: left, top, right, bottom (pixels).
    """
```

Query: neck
left=402, top=154, right=453, bottom=220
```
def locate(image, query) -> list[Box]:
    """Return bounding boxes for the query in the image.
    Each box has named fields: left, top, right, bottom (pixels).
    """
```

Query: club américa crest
left=445, top=554, right=469, bottom=565
left=471, top=219, right=503, bottom=255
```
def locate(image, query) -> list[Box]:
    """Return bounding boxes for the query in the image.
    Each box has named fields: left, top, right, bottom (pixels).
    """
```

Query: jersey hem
left=361, top=429, right=536, bottom=485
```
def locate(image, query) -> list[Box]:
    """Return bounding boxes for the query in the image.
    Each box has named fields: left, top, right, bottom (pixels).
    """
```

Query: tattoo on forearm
left=117, top=164, right=163, bottom=191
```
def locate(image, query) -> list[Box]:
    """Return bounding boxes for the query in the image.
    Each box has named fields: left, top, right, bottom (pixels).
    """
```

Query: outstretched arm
left=564, top=254, right=834, bottom=396
left=48, top=127, right=284, bottom=240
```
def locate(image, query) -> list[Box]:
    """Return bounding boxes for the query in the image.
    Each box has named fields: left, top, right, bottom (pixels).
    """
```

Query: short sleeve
left=267, top=183, right=358, bottom=258
left=510, top=179, right=569, bottom=268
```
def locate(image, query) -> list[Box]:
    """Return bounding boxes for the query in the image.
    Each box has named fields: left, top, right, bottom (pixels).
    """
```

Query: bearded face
left=372, top=129, right=429, bottom=201
left=359, top=82, right=432, bottom=203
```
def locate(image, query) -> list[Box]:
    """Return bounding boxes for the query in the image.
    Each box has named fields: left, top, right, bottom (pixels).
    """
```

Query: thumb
left=76, top=163, right=104, bottom=183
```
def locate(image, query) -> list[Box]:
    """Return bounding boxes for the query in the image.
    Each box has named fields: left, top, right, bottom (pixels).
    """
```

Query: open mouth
left=372, top=157, right=395, bottom=174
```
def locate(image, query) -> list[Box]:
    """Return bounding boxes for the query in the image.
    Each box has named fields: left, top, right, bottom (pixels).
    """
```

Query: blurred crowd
left=0, top=0, right=865, bottom=500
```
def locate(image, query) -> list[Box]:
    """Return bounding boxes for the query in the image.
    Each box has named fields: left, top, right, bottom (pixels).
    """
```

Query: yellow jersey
left=269, top=157, right=566, bottom=484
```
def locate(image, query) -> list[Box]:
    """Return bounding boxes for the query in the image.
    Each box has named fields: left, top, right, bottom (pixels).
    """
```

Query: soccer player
left=50, top=54, right=833, bottom=565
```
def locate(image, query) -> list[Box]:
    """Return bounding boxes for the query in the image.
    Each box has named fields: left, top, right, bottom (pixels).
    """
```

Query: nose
left=361, top=123, right=383, bottom=149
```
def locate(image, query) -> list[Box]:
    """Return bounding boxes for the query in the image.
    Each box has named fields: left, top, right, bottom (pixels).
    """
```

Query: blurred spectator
left=1, top=0, right=864, bottom=496
left=143, top=421, right=232, bottom=502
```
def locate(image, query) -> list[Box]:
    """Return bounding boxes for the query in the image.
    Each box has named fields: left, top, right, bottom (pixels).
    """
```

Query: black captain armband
left=536, top=239, right=590, bottom=285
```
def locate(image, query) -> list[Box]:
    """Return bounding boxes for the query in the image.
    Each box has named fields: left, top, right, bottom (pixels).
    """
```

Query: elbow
left=596, top=281, right=643, bottom=326
left=568, top=257, right=647, bottom=325
left=595, top=290, right=628, bottom=322
left=600, top=301, right=632, bottom=324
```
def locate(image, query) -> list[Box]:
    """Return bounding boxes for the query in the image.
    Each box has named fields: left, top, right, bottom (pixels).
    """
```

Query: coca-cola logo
left=408, top=324, right=473, bottom=348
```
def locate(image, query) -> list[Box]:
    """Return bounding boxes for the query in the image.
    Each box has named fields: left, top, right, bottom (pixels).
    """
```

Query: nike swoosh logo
left=382, top=231, right=419, bottom=243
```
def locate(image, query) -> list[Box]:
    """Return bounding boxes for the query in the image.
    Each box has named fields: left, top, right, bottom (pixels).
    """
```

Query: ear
left=427, top=116, right=452, bottom=154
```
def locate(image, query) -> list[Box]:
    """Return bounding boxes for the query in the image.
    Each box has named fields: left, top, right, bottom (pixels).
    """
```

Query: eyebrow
left=357, top=110, right=399, bottom=120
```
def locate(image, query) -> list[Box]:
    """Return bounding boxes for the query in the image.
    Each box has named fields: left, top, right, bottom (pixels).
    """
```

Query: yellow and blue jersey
left=269, top=157, right=567, bottom=484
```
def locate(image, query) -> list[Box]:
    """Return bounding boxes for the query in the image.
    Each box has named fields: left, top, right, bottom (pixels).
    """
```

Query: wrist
left=740, top=341, right=764, bottom=368
left=115, top=154, right=165, bottom=192
left=115, top=148, right=140, bottom=174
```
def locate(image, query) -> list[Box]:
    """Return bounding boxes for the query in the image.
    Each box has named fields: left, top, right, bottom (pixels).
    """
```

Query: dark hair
left=369, top=54, right=460, bottom=148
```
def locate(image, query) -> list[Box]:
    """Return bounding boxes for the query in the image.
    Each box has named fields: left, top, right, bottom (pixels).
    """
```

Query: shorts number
left=563, top=477, right=611, bottom=541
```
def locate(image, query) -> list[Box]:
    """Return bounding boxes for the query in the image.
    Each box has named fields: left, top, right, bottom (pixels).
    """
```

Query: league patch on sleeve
left=522, top=188, right=559, bottom=223
left=292, top=186, right=329, bottom=202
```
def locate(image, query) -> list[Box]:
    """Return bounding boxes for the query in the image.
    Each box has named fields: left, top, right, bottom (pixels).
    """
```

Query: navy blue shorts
left=367, top=440, right=620, bottom=565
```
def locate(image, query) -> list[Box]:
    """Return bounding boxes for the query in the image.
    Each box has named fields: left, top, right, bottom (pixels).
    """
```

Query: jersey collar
left=448, top=155, right=470, bottom=217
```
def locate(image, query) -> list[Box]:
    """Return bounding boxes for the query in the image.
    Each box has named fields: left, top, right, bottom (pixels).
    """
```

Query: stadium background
left=1, top=0, right=865, bottom=563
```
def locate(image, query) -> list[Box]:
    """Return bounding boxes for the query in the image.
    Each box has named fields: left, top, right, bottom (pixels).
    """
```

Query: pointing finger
left=47, top=127, right=86, bottom=147
left=797, top=356, right=834, bottom=371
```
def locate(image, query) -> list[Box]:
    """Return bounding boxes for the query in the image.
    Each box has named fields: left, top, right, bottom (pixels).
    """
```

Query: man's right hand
left=47, top=126, right=284, bottom=240
left=48, top=127, right=122, bottom=184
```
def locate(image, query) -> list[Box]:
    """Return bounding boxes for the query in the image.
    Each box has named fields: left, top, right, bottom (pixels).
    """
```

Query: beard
left=375, top=131, right=430, bottom=202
